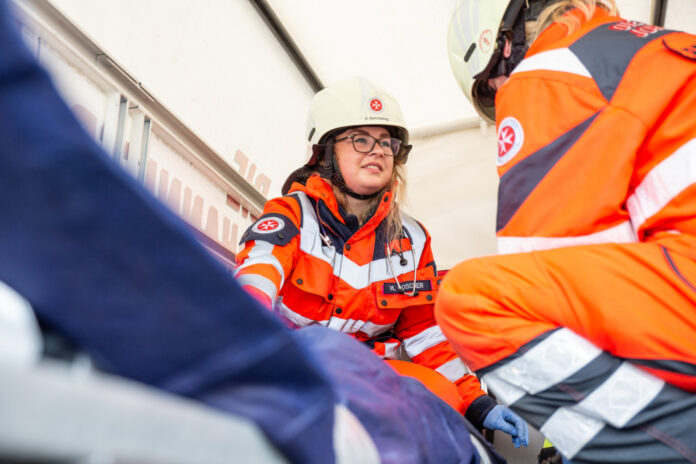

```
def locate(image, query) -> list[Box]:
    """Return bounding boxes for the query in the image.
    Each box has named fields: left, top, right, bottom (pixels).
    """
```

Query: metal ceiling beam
left=651, top=0, right=668, bottom=27
left=248, top=0, right=324, bottom=93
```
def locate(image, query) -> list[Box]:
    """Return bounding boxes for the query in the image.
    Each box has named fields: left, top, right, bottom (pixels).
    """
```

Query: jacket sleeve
left=234, top=196, right=302, bottom=308
left=393, top=224, right=496, bottom=425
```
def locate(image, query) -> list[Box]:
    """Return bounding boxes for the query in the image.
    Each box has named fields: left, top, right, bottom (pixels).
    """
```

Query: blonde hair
left=332, top=159, right=406, bottom=245
left=530, top=0, right=619, bottom=42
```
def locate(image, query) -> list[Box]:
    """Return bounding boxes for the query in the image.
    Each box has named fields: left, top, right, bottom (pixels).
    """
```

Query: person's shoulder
left=239, top=195, right=303, bottom=247
left=261, top=194, right=305, bottom=220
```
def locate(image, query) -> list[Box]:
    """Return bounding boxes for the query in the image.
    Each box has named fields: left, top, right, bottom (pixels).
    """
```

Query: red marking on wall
left=72, top=104, right=97, bottom=140
left=182, top=186, right=203, bottom=228
left=234, top=149, right=272, bottom=197
left=223, top=218, right=239, bottom=250
left=254, top=175, right=271, bottom=197
left=227, top=194, right=241, bottom=212
left=167, top=178, right=182, bottom=212
left=245, top=163, right=257, bottom=183
left=144, top=160, right=249, bottom=253
left=158, top=169, right=170, bottom=200
left=205, top=207, right=219, bottom=240
left=145, top=159, right=158, bottom=190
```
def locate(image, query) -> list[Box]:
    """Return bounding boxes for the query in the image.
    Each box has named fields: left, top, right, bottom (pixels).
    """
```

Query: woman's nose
left=369, top=143, right=387, bottom=157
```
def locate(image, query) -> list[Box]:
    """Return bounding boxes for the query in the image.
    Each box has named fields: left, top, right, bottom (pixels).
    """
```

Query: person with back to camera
left=234, top=76, right=529, bottom=447
left=439, top=0, right=696, bottom=462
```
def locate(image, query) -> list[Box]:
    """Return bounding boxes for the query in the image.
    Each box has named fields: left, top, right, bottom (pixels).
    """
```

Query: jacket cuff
left=464, top=394, right=497, bottom=430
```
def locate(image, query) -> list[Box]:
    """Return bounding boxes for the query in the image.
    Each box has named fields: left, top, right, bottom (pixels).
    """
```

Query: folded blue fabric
left=296, top=327, right=505, bottom=464
left=0, top=2, right=504, bottom=462
left=0, top=2, right=334, bottom=462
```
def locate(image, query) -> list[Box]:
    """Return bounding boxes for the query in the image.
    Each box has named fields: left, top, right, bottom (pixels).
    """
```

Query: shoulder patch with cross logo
left=240, top=214, right=299, bottom=246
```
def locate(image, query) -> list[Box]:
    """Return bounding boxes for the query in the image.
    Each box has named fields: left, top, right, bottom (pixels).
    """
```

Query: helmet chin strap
left=330, top=151, right=382, bottom=201
left=314, top=139, right=384, bottom=201
left=337, top=181, right=380, bottom=201
left=489, top=2, right=528, bottom=80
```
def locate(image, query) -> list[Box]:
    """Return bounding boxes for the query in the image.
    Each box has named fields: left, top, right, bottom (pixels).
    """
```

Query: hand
left=482, top=405, right=529, bottom=448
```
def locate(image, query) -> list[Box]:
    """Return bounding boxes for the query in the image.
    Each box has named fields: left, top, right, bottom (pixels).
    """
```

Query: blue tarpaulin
left=0, top=1, right=503, bottom=462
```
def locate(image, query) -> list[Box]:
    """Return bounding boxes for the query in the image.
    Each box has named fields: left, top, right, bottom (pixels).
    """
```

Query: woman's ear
left=503, top=38, right=513, bottom=58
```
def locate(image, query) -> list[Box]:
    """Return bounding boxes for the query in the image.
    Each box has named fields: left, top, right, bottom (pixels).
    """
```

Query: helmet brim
left=471, top=80, right=496, bottom=124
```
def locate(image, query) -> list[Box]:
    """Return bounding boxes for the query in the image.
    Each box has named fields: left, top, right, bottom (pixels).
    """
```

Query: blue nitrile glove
left=482, top=405, right=529, bottom=448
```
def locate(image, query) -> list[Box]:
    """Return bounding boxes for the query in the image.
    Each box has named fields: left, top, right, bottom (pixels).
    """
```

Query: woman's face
left=334, top=126, right=395, bottom=195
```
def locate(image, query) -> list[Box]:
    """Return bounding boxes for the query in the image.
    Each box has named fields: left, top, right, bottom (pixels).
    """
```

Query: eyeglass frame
left=334, top=133, right=402, bottom=157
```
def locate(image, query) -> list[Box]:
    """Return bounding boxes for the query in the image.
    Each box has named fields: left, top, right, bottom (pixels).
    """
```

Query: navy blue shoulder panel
left=569, top=21, right=674, bottom=101
left=284, top=192, right=304, bottom=228
left=372, top=219, right=389, bottom=260
left=239, top=213, right=299, bottom=246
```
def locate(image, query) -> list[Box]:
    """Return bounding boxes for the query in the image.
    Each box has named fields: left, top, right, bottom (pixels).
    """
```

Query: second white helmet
left=448, top=0, right=528, bottom=123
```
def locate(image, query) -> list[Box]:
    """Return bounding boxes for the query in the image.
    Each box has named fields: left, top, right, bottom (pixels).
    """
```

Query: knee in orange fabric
left=434, top=258, right=491, bottom=330
left=385, top=359, right=466, bottom=413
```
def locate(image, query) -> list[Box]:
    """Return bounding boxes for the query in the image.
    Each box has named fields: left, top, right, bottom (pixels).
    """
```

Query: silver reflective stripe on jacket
left=288, top=192, right=427, bottom=290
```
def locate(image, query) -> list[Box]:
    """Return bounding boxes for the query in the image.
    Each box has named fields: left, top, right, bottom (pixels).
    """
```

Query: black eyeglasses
left=335, top=134, right=402, bottom=156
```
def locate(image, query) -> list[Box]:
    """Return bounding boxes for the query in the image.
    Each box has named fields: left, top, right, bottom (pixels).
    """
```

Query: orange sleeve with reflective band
left=235, top=196, right=303, bottom=307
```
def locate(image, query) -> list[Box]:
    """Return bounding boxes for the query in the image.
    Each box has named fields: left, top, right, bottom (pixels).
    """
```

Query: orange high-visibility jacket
left=494, top=8, right=696, bottom=257
left=235, top=175, right=493, bottom=420
left=435, top=11, right=696, bottom=461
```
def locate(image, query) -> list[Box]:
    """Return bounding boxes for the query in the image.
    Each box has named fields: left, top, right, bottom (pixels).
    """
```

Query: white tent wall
left=407, top=124, right=499, bottom=269
left=11, top=0, right=288, bottom=266
left=265, top=0, right=476, bottom=127
left=10, top=0, right=696, bottom=265
left=665, top=0, right=696, bottom=32
left=46, top=0, right=312, bottom=199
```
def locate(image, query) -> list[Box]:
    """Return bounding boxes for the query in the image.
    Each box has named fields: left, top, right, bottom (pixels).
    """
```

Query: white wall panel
left=146, top=128, right=249, bottom=254
left=405, top=126, right=498, bottom=269
left=50, top=0, right=314, bottom=198
left=30, top=32, right=111, bottom=144
left=267, top=0, right=477, bottom=128
left=664, top=0, right=696, bottom=33
left=12, top=0, right=264, bottom=265
left=615, top=0, right=651, bottom=23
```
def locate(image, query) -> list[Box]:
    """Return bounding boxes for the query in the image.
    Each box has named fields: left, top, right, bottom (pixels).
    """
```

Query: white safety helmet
left=282, top=77, right=412, bottom=196
left=448, top=0, right=530, bottom=123
left=306, top=76, right=410, bottom=156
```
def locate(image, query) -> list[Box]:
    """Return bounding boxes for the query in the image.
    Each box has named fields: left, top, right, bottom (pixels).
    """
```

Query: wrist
left=464, top=394, right=497, bottom=429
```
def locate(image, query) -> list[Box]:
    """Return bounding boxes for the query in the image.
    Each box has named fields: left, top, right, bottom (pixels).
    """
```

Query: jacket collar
left=289, top=175, right=393, bottom=240
left=527, top=7, right=616, bottom=57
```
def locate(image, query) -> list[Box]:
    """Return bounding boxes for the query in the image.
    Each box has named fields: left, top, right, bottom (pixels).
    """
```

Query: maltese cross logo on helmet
left=479, top=29, right=494, bottom=53
left=369, top=98, right=383, bottom=112
left=497, top=117, right=524, bottom=166
left=252, top=217, right=285, bottom=234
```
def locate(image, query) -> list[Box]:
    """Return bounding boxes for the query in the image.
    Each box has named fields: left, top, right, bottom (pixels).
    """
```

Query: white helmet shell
left=448, top=0, right=511, bottom=123
left=306, top=76, right=409, bottom=146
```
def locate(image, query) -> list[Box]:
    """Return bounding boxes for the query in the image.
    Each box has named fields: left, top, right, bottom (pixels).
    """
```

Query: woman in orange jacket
left=443, top=0, right=696, bottom=462
left=235, top=76, right=528, bottom=445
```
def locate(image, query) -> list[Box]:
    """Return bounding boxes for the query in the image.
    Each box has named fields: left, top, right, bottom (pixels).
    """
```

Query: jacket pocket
left=286, top=254, right=333, bottom=299
left=373, top=267, right=439, bottom=311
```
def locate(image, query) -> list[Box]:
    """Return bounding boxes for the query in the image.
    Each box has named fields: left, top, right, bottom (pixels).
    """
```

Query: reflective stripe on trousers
left=481, top=328, right=696, bottom=463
